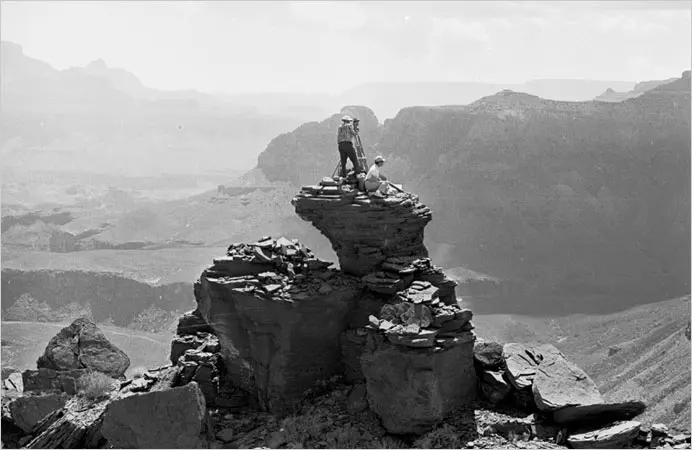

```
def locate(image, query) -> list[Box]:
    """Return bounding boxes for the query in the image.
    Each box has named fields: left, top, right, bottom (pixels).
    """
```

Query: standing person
left=365, top=155, right=388, bottom=197
left=337, top=116, right=361, bottom=178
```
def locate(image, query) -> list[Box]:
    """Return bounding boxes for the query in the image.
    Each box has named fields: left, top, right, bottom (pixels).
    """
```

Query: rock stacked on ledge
left=194, top=236, right=362, bottom=414
left=360, top=276, right=477, bottom=434
left=366, top=282, right=473, bottom=349
left=363, top=256, right=458, bottom=303
left=170, top=310, right=249, bottom=409
left=293, top=188, right=432, bottom=276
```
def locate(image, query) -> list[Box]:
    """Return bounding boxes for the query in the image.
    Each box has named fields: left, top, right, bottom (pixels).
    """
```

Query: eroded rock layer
left=292, top=189, right=432, bottom=276
left=194, top=237, right=362, bottom=414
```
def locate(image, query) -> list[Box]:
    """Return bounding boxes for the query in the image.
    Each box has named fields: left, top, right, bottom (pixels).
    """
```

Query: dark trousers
left=338, top=141, right=361, bottom=177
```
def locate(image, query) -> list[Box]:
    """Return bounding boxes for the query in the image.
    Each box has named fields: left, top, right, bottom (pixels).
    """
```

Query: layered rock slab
left=8, top=393, right=68, bottom=433
left=101, top=382, right=211, bottom=449
left=194, top=238, right=361, bottom=414
left=503, top=342, right=563, bottom=391
left=532, top=354, right=603, bottom=411
left=293, top=189, right=432, bottom=276
left=25, top=396, right=109, bottom=449
left=552, top=400, right=646, bottom=425
left=567, top=420, right=642, bottom=449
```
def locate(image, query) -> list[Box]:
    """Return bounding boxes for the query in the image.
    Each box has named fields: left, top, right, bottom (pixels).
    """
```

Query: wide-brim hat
left=342, top=115, right=353, bottom=122
left=374, top=155, right=385, bottom=163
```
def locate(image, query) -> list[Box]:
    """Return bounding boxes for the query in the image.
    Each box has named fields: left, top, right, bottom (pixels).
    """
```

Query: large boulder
left=36, top=317, right=130, bottom=377
left=101, top=382, right=211, bottom=449
left=360, top=330, right=477, bottom=434
left=8, top=393, right=68, bottom=433
left=532, top=354, right=603, bottom=411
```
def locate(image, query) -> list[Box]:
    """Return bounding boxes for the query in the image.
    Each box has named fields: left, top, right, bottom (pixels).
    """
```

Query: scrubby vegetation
left=128, top=366, right=148, bottom=379
left=77, top=371, right=115, bottom=400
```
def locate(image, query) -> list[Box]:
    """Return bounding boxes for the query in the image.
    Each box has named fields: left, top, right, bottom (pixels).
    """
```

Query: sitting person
left=364, top=155, right=388, bottom=197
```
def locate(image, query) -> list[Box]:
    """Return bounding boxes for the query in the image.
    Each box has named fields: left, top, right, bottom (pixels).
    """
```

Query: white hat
left=342, top=115, right=353, bottom=122
left=374, top=155, right=385, bottom=163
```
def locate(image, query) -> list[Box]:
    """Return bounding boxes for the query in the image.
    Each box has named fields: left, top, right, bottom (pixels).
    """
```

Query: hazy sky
left=2, top=1, right=690, bottom=94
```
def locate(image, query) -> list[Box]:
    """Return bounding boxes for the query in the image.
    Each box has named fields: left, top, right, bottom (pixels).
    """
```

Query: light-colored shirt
left=366, top=163, right=381, bottom=182
left=337, top=123, right=356, bottom=144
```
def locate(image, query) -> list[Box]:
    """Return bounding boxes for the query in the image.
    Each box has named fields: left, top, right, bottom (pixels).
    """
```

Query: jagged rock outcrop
left=293, top=182, right=479, bottom=434
left=293, top=189, right=432, bottom=276
left=170, top=167, right=689, bottom=442
left=35, top=317, right=130, bottom=378
left=173, top=172, right=477, bottom=435
left=193, top=237, right=362, bottom=414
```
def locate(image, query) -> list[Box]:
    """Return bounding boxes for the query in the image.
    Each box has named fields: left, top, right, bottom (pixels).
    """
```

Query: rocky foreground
left=2, top=182, right=690, bottom=449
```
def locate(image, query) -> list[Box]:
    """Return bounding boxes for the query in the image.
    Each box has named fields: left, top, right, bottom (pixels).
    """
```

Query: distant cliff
left=256, top=74, right=691, bottom=314
left=0, top=41, right=303, bottom=174
left=594, top=74, right=683, bottom=102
